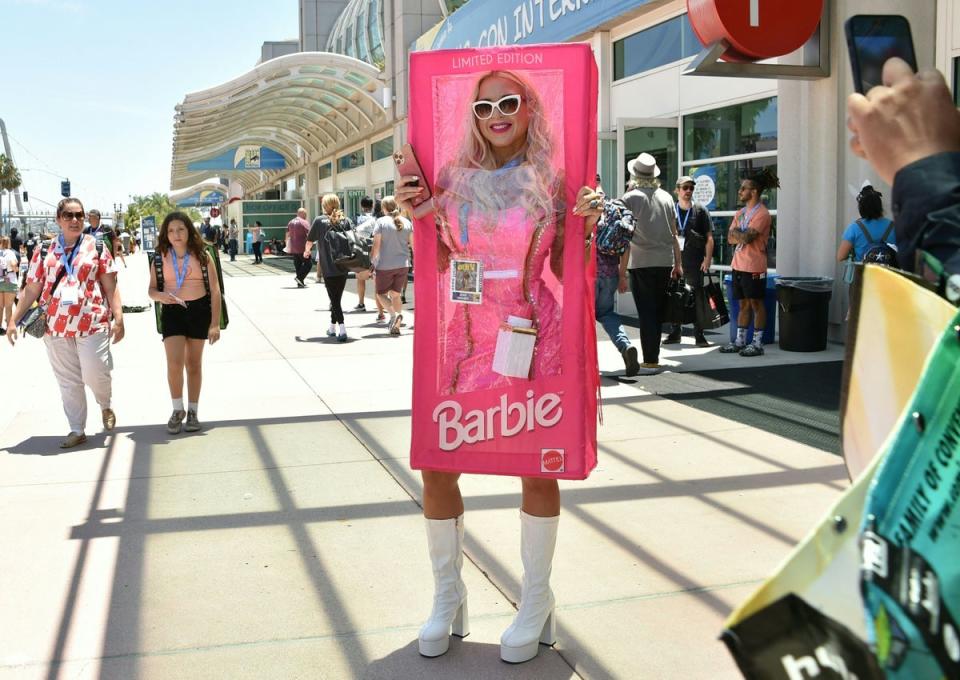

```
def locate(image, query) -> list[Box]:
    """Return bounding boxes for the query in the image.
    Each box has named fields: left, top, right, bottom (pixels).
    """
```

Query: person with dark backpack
left=591, top=176, right=640, bottom=376
left=304, top=194, right=354, bottom=342
left=837, top=185, right=898, bottom=266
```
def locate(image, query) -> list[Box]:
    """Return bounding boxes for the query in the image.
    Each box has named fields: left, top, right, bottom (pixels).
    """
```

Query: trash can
left=776, top=277, right=833, bottom=352
left=724, top=274, right=779, bottom=345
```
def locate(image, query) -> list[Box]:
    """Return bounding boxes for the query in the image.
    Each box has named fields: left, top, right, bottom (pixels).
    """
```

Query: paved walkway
left=0, top=253, right=849, bottom=679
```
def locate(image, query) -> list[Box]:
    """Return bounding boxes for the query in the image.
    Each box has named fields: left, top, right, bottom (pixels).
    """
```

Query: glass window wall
left=371, top=136, right=394, bottom=162
left=337, top=149, right=365, bottom=172
left=319, top=162, right=332, bottom=180
left=624, top=127, right=678, bottom=195
left=614, top=15, right=701, bottom=81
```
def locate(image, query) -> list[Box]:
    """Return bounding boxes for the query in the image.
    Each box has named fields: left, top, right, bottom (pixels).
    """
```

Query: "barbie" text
left=432, top=390, right=563, bottom=451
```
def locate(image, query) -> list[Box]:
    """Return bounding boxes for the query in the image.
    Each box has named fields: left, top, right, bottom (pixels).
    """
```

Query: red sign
left=209, top=207, right=221, bottom=218
left=687, top=0, right=823, bottom=63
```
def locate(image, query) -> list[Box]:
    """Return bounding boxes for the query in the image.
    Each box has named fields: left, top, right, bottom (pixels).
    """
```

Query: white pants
left=44, top=332, right=113, bottom=433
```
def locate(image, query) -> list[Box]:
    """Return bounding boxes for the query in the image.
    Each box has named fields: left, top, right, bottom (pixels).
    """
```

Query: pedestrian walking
left=663, top=176, right=714, bottom=347
left=0, top=236, right=18, bottom=328
left=353, top=195, right=385, bottom=320
left=396, top=68, right=602, bottom=663
left=286, top=208, right=312, bottom=287
left=720, top=168, right=779, bottom=357
left=250, top=221, right=264, bottom=264
left=5, top=197, right=124, bottom=448
left=147, top=211, right=222, bottom=434
left=369, top=196, right=412, bottom=335
left=304, top=194, right=353, bottom=342
left=622, top=152, right=683, bottom=374
left=591, top=181, right=641, bottom=376
left=228, top=219, right=239, bottom=262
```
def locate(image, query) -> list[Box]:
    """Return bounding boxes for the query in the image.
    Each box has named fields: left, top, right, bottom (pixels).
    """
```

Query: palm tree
left=0, top=154, right=21, bottom=232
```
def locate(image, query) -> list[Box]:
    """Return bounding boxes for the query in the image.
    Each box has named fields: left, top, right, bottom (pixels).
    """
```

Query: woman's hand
left=573, top=186, right=604, bottom=220
left=396, top=175, right=426, bottom=215
left=617, top=273, right=628, bottom=294
left=5, top=322, right=17, bottom=347
left=208, top=326, right=220, bottom=345
left=701, top=258, right=711, bottom=274
left=672, top=262, right=684, bottom=279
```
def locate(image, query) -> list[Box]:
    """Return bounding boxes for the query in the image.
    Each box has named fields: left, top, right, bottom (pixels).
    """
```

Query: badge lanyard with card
left=675, top=204, right=691, bottom=250
left=57, top=235, right=82, bottom=306
left=171, top=251, right=190, bottom=307
left=450, top=258, right=483, bottom=305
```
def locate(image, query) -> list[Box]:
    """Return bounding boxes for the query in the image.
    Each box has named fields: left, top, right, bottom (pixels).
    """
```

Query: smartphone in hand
left=845, top=14, right=917, bottom=94
left=394, top=144, right=434, bottom=218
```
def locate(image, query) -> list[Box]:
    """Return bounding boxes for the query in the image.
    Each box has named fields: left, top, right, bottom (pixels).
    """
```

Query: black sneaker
left=621, top=346, right=640, bottom=377
left=719, top=343, right=744, bottom=354
left=662, top=332, right=682, bottom=345
left=353, top=303, right=366, bottom=311
left=739, top=344, right=764, bottom=357
left=694, top=332, right=710, bottom=347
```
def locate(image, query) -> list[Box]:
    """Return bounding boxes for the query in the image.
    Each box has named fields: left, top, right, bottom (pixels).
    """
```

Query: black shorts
left=161, top=295, right=212, bottom=340
left=731, top=270, right=766, bottom=300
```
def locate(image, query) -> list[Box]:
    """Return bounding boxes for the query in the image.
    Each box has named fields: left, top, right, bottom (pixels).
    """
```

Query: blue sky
left=1, top=0, right=299, bottom=217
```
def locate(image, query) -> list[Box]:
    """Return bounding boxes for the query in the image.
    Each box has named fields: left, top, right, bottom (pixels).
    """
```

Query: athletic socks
left=188, top=402, right=198, bottom=415
left=736, top=327, right=748, bottom=346
left=337, top=323, right=346, bottom=335
left=173, top=398, right=184, bottom=411
left=752, top=333, right=763, bottom=348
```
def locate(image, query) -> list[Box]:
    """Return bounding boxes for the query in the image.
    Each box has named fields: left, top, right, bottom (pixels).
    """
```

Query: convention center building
left=170, top=0, right=958, bottom=334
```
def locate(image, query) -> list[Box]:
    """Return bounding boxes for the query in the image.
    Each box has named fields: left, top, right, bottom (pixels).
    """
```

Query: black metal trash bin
left=775, top=277, right=833, bottom=352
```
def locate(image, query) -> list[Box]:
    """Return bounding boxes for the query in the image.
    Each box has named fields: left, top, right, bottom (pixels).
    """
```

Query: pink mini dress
left=435, top=163, right=564, bottom=394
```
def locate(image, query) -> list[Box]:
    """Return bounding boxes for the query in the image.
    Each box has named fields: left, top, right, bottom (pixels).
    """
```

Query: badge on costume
left=450, top=259, right=482, bottom=304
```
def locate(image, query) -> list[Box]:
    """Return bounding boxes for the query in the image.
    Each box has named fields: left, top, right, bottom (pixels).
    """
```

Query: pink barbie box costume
left=409, top=44, right=599, bottom=480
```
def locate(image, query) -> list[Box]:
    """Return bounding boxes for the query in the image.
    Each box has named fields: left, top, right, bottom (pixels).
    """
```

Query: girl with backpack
left=148, top=211, right=221, bottom=434
left=305, top=194, right=354, bottom=342
left=837, top=185, right=897, bottom=266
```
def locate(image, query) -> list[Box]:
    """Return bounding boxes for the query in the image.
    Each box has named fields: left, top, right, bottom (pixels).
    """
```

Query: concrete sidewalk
left=0, top=264, right=849, bottom=679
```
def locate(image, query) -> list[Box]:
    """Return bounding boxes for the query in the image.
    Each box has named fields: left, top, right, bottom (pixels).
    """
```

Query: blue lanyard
left=171, top=251, right=189, bottom=293
left=58, top=234, right=82, bottom=279
left=737, top=203, right=762, bottom=231
left=675, top=204, right=692, bottom=236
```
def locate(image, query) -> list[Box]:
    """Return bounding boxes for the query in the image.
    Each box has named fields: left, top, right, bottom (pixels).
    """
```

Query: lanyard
left=675, top=204, right=692, bottom=236
left=58, top=234, right=82, bottom=279
left=737, top=203, right=762, bottom=231
left=171, top=251, right=189, bottom=293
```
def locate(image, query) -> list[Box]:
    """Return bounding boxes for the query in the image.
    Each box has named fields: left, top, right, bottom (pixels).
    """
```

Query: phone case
left=394, top=144, right=433, bottom=210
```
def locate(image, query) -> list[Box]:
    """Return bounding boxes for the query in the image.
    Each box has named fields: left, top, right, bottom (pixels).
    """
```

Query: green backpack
left=152, top=244, right=229, bottom=334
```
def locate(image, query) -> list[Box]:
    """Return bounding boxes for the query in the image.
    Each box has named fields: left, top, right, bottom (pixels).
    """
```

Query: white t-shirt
left=0, top=249, right=18, bottom=285
left=355, top=213, right=377, bottom=239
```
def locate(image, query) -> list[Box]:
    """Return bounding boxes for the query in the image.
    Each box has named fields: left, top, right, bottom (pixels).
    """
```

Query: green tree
left=0, top=154, right=21, bottom=231
left=124, top=192, right=201, bottom=232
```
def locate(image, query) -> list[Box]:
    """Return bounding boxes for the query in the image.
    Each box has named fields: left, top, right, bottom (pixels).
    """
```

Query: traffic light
left=60, top=180, right=70, bottom=197
left=22, top=191, right=27, bottom=202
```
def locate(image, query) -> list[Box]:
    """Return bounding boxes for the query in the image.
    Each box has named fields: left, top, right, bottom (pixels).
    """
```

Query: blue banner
left=186, top=146, right=286, bottom=172
left=175, top=190, right=226, bottom=208
left=431, top=0, right=652, bottom=50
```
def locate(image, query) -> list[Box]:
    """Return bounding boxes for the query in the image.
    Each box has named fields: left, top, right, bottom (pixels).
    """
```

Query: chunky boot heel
left=500, top=512, right=560, bottom=664
left=418, top=515, right=469, bottom=658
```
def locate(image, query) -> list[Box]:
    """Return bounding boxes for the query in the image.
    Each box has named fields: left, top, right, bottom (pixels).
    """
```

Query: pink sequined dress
left=436, top=164, right=564, bottom=394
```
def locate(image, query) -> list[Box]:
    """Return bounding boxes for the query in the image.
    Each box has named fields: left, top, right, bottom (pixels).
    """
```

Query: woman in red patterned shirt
left=6, top=197, right=124, bottom=448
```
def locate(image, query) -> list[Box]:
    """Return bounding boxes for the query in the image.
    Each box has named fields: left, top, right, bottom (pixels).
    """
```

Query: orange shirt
left=161, top=250, right=207, bottom=301
left=730, top=203, right=771, bottom=274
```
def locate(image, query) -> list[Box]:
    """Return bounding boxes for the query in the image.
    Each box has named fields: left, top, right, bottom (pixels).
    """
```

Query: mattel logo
left=541, top=449, right=565, bottom=473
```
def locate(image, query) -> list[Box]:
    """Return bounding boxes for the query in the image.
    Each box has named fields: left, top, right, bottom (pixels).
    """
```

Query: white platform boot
left=500, top=512, right=559, bottom=663
left=419, top=515, right=469, bottom=657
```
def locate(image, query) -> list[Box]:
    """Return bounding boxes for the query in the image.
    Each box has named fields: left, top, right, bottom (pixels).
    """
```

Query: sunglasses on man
left=472, top=94, right=523, bottom=120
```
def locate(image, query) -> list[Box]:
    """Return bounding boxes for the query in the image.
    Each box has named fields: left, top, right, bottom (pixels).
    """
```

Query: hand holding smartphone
left=394, top=144, right=435, bottom=219
left=845, top=14, right=917, bottom=94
